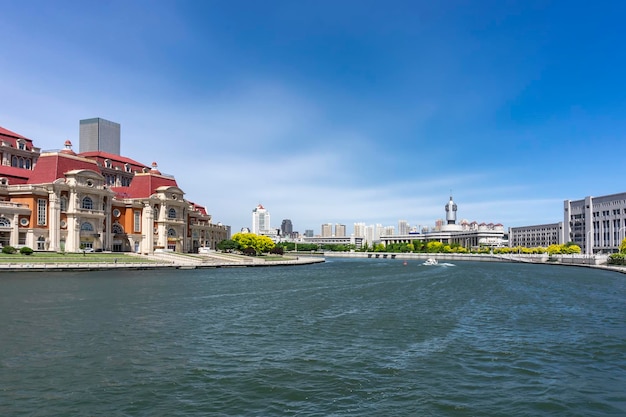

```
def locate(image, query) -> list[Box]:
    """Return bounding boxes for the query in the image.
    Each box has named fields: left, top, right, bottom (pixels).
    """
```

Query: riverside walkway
left=0, top=252, right=325, bottom=272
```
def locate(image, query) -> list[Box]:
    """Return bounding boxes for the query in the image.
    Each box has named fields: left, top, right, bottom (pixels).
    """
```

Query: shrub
left=608, top=253, right=625, bottom=265
left=242, top=247, right=257, bottom=256
left=20, top=246, right=34, bottom=255
left=2, top=245, right=16, bottom=254
left=270, top=246, right=284, bottom=255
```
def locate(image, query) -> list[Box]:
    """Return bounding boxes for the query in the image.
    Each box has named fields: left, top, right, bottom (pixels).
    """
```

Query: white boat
left=423, top=258, right=438, bottom=266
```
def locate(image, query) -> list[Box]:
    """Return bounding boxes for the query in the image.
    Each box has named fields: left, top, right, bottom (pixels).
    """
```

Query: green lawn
left=0, top=252, right=159, bottom=264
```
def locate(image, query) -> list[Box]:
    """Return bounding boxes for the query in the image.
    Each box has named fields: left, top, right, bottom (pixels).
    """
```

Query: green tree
left=373, top=243, right=385, bottom=252
left=563, top=244, right=581, bottom=254
left=231, top=233, right=276, bottom=255
left=217, top=239, right=240, bottom=252
left=426, top=241, right=444, bottom=253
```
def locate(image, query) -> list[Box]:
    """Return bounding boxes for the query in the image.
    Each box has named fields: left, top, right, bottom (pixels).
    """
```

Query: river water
left=1, top=259, right=625, bottom=416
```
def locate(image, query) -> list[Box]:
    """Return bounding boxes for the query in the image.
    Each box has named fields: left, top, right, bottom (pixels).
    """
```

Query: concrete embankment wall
left=322, top=251, right=610, bottom=266
left=323, top=252, right=506, bottom=263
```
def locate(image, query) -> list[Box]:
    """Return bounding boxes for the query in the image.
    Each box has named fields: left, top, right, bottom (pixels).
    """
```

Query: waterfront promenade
left=0, top=252, right=324, bottom=272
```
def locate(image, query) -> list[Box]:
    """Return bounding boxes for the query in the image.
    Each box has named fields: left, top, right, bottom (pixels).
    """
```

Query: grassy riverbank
left=0, top=252, right=158, bottom=264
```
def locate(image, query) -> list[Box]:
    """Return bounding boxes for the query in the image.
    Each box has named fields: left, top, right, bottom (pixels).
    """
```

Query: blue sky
left=2, top=0, right=626, bottom=234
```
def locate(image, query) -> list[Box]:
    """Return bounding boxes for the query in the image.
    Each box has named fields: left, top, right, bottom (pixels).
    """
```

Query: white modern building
left=509, top=223, right=563, bottom=248
left=251, top=204, right=270, bottom=235
left=564, top=192, right=626, bottom=255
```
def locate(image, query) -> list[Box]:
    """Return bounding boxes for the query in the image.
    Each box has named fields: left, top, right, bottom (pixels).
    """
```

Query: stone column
left=141, top=203, right=154, bottom=254
left=65, top=188, right=80, bottom=252
left=10, top=212, right=19, bottom=246
left=48, top=191, right=60, bottom=252
left=103, top=195, right=112, bottom=251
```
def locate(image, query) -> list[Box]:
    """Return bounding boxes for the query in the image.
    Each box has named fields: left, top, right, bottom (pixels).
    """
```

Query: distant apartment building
left=353, top=222, right=366, bottom=238
left=281, top=219, right=293, bottom=235
left=374, top=224, right=384, bottom=240
left=251, top=204, right=270, bottom=234
left=79, top=118, right=121, bottom=155
left=509, top=223, right=563, bottom=248
left=398, top=220, right=409, bottom=235
left=304, top=229, right=314, bottom=238
left=321, top=223, right=333, bottom=237
left=365, top=225, right=375, bottom=244
left=335, top=223, right=346, bottom=237
left=381, top=225, right=395, bottom=236
left=564, top=192, right=626, bottom=255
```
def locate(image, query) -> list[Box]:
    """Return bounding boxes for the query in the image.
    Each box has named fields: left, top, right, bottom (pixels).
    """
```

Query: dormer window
left=105, top=159, right=112, bottom=168
left=124, top=163, right=131, bottom=172
left=17, top=140, right=26, bottom=150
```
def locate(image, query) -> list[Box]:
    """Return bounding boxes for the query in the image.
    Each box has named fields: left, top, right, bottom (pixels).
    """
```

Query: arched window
left=60, top=196, right=68, bottom=212
left=167, top=228, right=177, bottom=237
left=18, top=157, right=24, bottom=168
left=11, top=156, right=17, bottom=167
left=168, top=208, right=177, bottom=219
left=80, top=222, right=94, bottom=231
left=81, top=196, right=93, bottom=210
left=0, top=217, right=10, bottom=227
left=112, top=223, right=124, bottom=234
left=25, top=159, right=31, bottom=169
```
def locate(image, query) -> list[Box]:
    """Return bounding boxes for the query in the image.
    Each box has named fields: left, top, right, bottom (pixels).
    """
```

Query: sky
left=2, top=0, right=626, bottom=234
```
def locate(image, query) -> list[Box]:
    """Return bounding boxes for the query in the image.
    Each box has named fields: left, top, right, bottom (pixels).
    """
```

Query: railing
left=0, top=201, right=29, bottom=208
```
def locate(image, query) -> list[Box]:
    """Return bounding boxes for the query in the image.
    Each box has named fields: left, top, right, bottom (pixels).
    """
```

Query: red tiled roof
left=111, top=172, right=179, bottom=199
left=79, top=151, right=148, bottom=171
left=0, top=126, right=28, bottom=139
left=0, top=125, right=35, bottom=150
left=0, top=166, right=32, bottom=184
left=27, top=152, right=101, bottom=184
left=189, top=201, right=208, bottom=215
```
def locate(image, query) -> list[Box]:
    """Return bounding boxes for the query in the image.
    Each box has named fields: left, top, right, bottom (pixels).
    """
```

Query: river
left=1, top=258, right=625, bottom=416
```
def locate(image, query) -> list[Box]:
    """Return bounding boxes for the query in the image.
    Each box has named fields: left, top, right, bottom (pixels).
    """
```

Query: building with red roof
left=0, top=122, right=228, bottom=253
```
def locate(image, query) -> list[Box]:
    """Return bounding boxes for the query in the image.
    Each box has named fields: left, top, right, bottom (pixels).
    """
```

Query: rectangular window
left=134, top=210, right=141, bottom=233
left=37, top=199, right=47, bottom=226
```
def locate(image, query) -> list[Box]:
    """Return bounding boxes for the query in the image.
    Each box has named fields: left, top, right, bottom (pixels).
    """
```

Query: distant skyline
left=2, top=1, right=626, bottom=233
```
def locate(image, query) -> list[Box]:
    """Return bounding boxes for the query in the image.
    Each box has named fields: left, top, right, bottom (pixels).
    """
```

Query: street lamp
left=617, top=226, right=626, bottom=253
